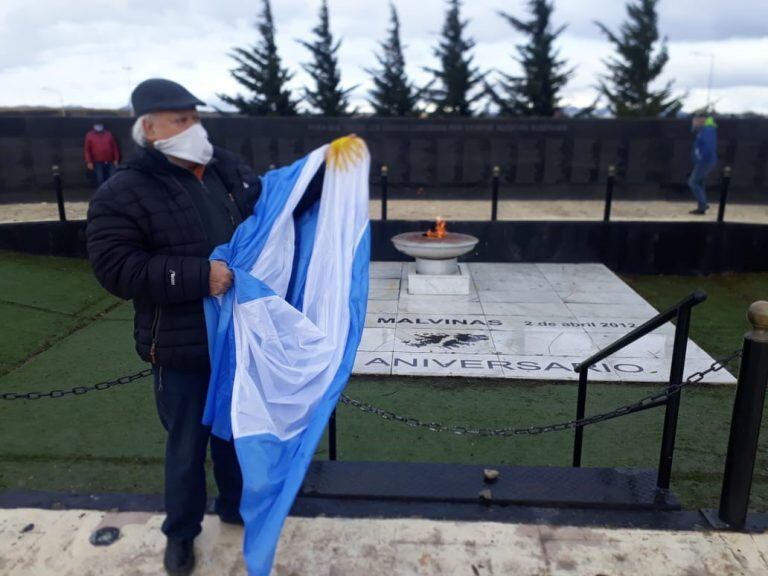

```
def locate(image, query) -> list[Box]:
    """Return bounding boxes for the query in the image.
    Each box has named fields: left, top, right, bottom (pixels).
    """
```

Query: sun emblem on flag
left=326, top=134, right=367, bottom=171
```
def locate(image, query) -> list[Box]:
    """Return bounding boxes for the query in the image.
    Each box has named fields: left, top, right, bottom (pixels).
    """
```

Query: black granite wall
left=2, top=219, right=766, bottom=275
left=1, top=117, right=766, bottom=202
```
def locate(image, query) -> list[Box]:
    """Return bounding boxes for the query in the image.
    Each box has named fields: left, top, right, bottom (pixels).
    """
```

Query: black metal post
left=380, top=165, right=388, bottom=221
left=490, top=165, right=500, bottom=221
left=603, top=165, right=616, bottom=222
left=52, top=165, right=66, bottom=222
left=329, top=408, right=337, bottom=461
left=572, top=368, right=590, bottom=467
left=718, top=302, right=768, bottom=529
left=717, top=166, right=732, bottom=223
left=656, top=306, right=692, bottom=490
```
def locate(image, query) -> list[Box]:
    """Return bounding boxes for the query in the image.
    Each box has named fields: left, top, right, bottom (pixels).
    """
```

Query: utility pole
left=42, top=87, right=65, bottom=117
left=691, top=51, right=715, bottom=112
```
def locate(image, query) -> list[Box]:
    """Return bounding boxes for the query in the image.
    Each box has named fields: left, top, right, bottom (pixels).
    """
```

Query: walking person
left=688, top=115, right=718, bottom=215
left=83, top=122, right=121, bottom=186
left=86, top=78, right=262, bottom=575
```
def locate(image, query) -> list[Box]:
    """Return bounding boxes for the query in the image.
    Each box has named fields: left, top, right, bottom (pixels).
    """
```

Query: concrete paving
left=1, top=508, right=767, bottom=575
left=3, top=198, right=768, bottom=224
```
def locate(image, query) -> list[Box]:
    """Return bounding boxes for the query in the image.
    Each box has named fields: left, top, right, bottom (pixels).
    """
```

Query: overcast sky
left=1, top=0, right=766, bottom=114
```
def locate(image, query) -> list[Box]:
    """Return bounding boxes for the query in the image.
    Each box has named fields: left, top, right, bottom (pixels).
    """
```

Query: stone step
left=300, top=461, right=681, bottom=511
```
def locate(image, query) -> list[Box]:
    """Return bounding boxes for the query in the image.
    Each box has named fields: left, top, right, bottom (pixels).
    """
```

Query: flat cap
left=130, top=78, right=205, bottom=116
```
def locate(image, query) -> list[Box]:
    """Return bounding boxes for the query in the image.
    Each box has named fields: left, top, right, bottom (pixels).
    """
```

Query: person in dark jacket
left=86, top=78, right=261, bottom=576
left=688, top=115, right=718, bottom=215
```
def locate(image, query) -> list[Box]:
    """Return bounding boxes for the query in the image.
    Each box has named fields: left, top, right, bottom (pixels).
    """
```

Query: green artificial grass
left=0, top=250, right=767, bottom=512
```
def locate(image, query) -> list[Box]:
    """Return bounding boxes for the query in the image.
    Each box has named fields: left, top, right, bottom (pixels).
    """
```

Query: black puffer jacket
left=86, top=146, right=261, bottom=371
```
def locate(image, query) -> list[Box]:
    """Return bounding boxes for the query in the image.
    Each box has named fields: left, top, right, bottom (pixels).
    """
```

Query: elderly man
left=86, top=78, right=261, bottom=575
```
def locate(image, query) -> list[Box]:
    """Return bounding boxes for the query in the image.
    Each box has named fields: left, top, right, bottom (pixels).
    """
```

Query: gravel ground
left=2, top=198, right=767, bottom=224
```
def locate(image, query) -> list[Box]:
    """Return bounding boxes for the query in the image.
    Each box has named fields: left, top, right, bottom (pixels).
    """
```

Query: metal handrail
left=574, top=290, right=707, bottom=373
left=571, top=289, right=709, bottom=494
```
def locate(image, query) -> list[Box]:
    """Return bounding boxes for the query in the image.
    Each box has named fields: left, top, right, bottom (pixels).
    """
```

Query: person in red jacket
left=84, top=122, right=121, bottom=186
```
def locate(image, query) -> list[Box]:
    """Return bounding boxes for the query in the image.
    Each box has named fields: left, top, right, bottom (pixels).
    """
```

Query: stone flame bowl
left=391, top=231, right=479, bottom=275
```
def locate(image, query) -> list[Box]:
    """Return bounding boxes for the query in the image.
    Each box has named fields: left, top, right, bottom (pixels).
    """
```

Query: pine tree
left=299, top=0, right=357, bottom=116
left=596, top=0, right=683, bottom=117
left=487, top=0, right=573, bottom=117
left=219, top=0, right=297, bottom=116
left=365, top=2, right=423, bottom=117
left=424, top=0, right=485, bottom=117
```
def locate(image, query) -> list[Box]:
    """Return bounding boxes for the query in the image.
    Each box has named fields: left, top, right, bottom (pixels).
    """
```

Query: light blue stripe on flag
left=203, top=153, right=311, bottom=441
left=203, top=138, right=370, bottom=575
left=237, top=226, right=369, bottom=574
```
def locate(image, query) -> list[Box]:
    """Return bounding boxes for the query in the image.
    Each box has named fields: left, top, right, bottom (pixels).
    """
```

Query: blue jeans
left=93, top=162, right=114, bottom=186
left=688, top=162, right=715, bottom=210
left=153, top=366, right=242, bottom=539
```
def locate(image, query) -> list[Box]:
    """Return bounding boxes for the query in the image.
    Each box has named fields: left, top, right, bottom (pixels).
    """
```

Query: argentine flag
left=203, top=136, right=370, bottom=575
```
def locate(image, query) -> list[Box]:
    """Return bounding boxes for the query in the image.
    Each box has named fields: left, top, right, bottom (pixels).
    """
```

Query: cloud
left=542, top=0, right=768, bottom=42
left=0, top=0, right=766, bottom=114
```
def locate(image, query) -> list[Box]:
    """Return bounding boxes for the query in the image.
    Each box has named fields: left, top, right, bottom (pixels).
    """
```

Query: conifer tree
left=366, top=2, right=423, bottom=116
left=219, top=0, right=297, bottom=116
left=596, top=0, right=683, bottom=117
left=299, top=0, right=357, bottom=116
left=424, top=0, right=485, bottom=117
left=487, top=0, right=573, bottom=117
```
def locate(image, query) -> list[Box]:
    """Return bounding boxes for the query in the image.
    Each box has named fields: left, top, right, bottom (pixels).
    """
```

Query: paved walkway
left=2, top=508, right=767, bottom=575
left=2, top=199, right=768, bottom=224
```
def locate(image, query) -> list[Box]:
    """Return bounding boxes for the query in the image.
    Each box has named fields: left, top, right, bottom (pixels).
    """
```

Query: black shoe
left=164, top=537, right=195, bottom=575
left=218, top=511, right=244, bottom=525
left=689, top=207, right=707, bottom=215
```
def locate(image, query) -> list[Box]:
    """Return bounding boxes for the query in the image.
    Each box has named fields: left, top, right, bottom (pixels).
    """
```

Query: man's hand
left=86, top=162, right=94, bottom=171
left=209, top=260, right=233, bottom=296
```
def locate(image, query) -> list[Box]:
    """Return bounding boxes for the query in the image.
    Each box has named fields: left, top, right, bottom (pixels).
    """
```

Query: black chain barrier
left=0, top=351, right=742, bottom=438
left=338, top=350, right=743, bottom=437
left=0, top=368, right=153, bottom=401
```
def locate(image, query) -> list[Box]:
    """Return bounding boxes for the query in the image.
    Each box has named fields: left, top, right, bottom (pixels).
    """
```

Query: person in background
left=688, top=115, right=718, bottom=215
left=84, top=122, right=121, bottom=186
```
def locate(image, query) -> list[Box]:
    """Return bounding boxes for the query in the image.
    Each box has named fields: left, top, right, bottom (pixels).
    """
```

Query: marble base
left=415, top=257, right=458, bottom=275
left=356, top=262, right=737, bottom=385
left=407, top=263, right=470, bottom=295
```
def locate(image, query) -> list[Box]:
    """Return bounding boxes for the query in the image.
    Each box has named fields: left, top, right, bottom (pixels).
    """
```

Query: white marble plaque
left=407, top=263, right=471, bottom=295
left=358, top=328, right=396, bottom=353
left=354, top=262, right=737, bottom=385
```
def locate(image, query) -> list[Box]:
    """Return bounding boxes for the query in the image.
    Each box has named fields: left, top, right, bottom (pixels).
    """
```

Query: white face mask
left=154, top=122, right=213, bottom=165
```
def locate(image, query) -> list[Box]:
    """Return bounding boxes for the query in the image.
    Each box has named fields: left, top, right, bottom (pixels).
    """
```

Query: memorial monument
left=354, top=255, right=736, bottom=385
left=391, top=218, right=478, bottom=295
